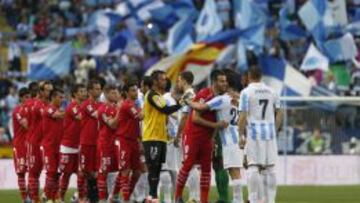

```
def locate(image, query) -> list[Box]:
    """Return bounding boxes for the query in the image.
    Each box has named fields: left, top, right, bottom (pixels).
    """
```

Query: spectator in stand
left=7, top=36, right=21, bottom=72
left=308, top=128, right=326, bottom=155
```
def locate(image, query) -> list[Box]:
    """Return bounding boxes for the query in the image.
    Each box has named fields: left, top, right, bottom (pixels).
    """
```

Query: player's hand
left=174, top=136, right=181, bottom=148
left=216, top=120, right=229, bottom=129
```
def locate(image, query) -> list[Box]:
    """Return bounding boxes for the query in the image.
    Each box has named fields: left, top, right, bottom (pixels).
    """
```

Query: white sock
left=107, top=172, right=118, bottom=195
left=232, top=179, right=244, bottom=203
left=247, top=166, right=261, bottom=203
left=262, top=166, right=277, bottom=203
left=187, top=168, right=200, bottom=201
left=131, top=172, right=149, bottom=202
left=160, top=172, right=172, bottom=203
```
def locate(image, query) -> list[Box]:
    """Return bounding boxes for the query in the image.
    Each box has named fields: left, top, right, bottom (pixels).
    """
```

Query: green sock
left=215, top=168, right=230, bottom=203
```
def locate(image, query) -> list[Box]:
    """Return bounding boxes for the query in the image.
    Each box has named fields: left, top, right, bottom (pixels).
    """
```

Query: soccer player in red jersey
left=113, top=81, right=144, bottom=203
left=12, top=87, right=30, bottom=202
left=79, top=79, right=103, bottom=201
left=41, top=88, right=65, bottom=201
left=96, top=85, right=120, bottom=202
left=27, top=81, right=53, bottom=202
left=175, top=70, right=228, bottom=203
left=59, top=84, right=87, bottom=202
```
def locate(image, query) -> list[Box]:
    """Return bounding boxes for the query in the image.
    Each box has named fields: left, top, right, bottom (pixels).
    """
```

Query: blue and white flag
left=279, top=7, right=307, bottom=41
left=89, top=10, right=122, bottom=36
left=320, top=33, right=357, bottom=62
left=298, top=0, right=333, bottom=41
left=300, top=43, right=329, bottom=72
left=28, top=43, right=73, bottom=80
left=166, top=15, right=194, bottom=54
left=259, top=55, right=312, bottom=96
left=195, top=0, right=223, bottom=41
left=236, top=40, right=248, bottom=72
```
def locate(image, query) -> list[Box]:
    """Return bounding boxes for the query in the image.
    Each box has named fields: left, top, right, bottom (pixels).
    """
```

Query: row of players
left=12, top=67, right=282, bottom=203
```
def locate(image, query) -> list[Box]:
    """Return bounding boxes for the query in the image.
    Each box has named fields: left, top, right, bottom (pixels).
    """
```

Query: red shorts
left=97, top=145, right=118, bottom=173
left=116, top=139, right=142, bottom=171
left=59, top=153, right=79, bottom=174
left=43, top=149, right=59, bottom=173
left=27, top=144, right=43, bottom=174
left=79, top=145, right=97, bottom=173
left=13, top=146, right=27, bottom=174
left=182, top=134, right=213, bottom=167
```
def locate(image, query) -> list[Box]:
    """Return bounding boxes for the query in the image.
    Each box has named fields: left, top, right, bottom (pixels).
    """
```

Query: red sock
left=175, top=168, right=190, bottom=200
left=120, top=174, right=131, bottom=201
left=17, top=173, right=27, bottom=200
left=52, top=173, right=60, bottom=200
left=59, top=173, right=71, bottom=200
left=77, top=173, right=87, bottom=199
left=97, top=173, right=108, bottom=200
left=112, top=173, right=122, bottom=196
left=44, top=173, right=56, bottom=200
left=28, top=173, right=40, bottom=202
left=200, top=171, right=211, bottom=203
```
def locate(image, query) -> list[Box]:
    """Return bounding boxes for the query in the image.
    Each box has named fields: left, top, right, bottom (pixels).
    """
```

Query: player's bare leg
left=228, top=168, right=244, bottom=203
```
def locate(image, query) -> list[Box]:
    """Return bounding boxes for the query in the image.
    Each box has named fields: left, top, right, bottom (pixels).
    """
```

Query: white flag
left=300, top=43, right=329, bottom=72
left=195, top=0, right=223, bottom=41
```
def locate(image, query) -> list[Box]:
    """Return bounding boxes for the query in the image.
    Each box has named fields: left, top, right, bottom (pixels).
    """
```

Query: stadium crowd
left=1, top=0, right=360, bottom=156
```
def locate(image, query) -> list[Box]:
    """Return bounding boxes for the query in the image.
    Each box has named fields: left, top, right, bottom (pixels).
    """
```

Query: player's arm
left=274, top=93, right=283, bottom=132
left=186, top=101, right=209, bottom=111
left=174, top=111, right=188, bottom=147
left=16, top=111, right=28, bottom=129
left=147, top=91, right=182, bottom=115
left=102, top=113, right=118, bottom=129
left=127, top=105, right=143, bottom=121
left=238, top=91, right=248, bottom=148
left=52, top=109, right=65, bottom=118
left=192, top=110, right=228, bottom=129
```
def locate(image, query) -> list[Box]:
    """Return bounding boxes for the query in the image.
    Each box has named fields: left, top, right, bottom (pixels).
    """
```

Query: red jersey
left=61, top=101, right=82, bottom=148
left=80, top=99, right=101, bottom=145
left=12, top=105, right=28, bottom=148
left=28, top=98, right=46, bottom=145
left=41, top=104, right=63, bottom=150
left=97, top=103, right=117, bottom=148
left=116, top=99, right=141, bottom=141
left=184, top=87, right=216, bottom=138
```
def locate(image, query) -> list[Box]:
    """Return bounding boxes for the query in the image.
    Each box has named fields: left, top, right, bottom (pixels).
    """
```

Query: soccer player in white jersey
left=187, top=71, right=245, bottom=203
left=174, top=71, right=200, bottom=203
left=238, top=67, right=283, bottom=203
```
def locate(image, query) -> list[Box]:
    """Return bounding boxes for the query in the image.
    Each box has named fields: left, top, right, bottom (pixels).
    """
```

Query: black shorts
left=143, top=141, right=167, bottom=165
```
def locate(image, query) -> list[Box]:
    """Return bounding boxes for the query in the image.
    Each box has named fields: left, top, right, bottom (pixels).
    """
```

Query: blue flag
left=28, top=43, right=73, bottom=80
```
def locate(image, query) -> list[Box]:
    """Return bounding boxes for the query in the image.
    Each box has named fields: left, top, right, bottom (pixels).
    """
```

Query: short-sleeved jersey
left=163, top=92, right=179, bottom=138
left=117, top=99, right=141, bottom=141
left=80, top=99, right=101, bottom=145
left=28, top=98, right=46, bottom=145
left=239, top=82, right=280, bottom=140
left=207, top=94, right=239, bottom=146
left=42, top=104, right=63, bottom=150
left=98, top=103, right=117, bottom=147
left=184, top=87, right=216, bottom=138
left=12, top=105, right=28, bottom=148
left=61, top=101, right=82, bottom=148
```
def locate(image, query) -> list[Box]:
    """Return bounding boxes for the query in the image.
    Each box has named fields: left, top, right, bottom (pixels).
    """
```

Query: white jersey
left=181, top=88, right=195, bottom=114
left=239, top=82, right=280, bottom=140
left=163, top=92, right=179, bottom=138
left=207, top=94, right=239, bottom=146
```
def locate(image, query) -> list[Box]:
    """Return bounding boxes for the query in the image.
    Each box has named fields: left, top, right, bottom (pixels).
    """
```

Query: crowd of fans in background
left=1, top=0, right=360, bottom=155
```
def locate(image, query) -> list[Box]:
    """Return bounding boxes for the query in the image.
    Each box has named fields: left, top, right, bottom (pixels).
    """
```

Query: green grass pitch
left=1, top=185, right=360, bottom=203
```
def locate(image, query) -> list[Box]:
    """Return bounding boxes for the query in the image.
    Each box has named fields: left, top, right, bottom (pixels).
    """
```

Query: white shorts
left=222, top=144, right=244, bottom=169
left=162, top=143, right=181, bottom=171
left=245, top=138, right=278, bottom=166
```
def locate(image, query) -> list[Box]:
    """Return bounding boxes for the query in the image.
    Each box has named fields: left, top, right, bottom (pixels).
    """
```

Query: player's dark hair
left=49, top=88, right=64, bottom=100
left=180, top=71, right=194, bottom=85
left=104, top=84, right=118, bottom=93
left=151, top=70, right=165, bottom=82
left=142, top=76, right=153, bottom=89
left=40, top=80, right=53, bottom=91
left=210, top=69, right=226, bottom=83
left=28, top=81, right=39, bottom=97
left=71, top=83, right=86, bottom=97
left=18, top=87, right=29, bottom=98
left=165, top=78, right=172, bottom=92
left=87, top=79, right=101, bottom=90
left=123, top=81, right=138, bottom=92
left=223, top=69, right=242, bottom=92
left=248, top=66, right=262, bottom=80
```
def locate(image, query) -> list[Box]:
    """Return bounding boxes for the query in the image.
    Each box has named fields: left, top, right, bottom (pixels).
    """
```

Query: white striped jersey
left=207, top=94, right=239, bottom=146
left=239, top=82, right=280, bottom=140
left=163, top=92, right=179, bottom=138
